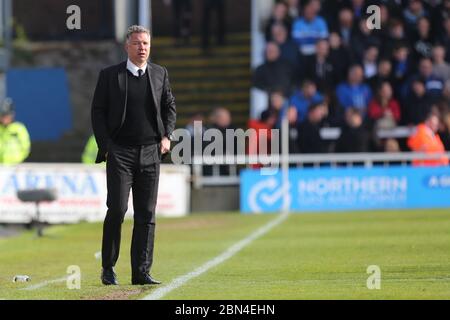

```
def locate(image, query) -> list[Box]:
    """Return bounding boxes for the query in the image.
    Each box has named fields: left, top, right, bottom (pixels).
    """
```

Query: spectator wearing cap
left=0, top=98, right=31, bottom=165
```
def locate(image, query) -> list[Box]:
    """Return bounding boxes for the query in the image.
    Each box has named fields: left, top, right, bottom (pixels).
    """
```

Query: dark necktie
left=138, top=69, right=143, bottom=77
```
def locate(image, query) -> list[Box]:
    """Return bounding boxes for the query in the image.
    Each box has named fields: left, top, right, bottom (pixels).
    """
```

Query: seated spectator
left=247, top=109, right=278, bottom=168
left=289, top=79, right=324, bottom=124
left=287, top=107, right=301, bottom=154
left=411, top=57, right=444, bottom=102
left=403, top=0, right=428, bottom=34
left=269, top=90, right=289, bottom=129
left=265, top=1, right=291, bottom=42
left=438, top=17, right=450, bottom=63
left=253, top=42, right=294, bottom=94
left=271, top=23, right=301, bottom=70
left=204, top=107, right=235, bottom=175
left=349, top=0, right=365, bottom=21
left=292, top=0, right=329, bottom=57
left=297, top=101, right=329, bottom=153
left=391, top=42, right=413, bottom=91
left=408, top=112, right=449, bottom=166
left=304, top=39, right=340, bottom=94
left=384, top=138, right=401, bottom=153
left=362, top=45, right=380, bottom=81
left=381, top=19, right=409, bottom=59
left=335, top=108, right=369, bottom=153
left=369, top=59, right=394, bottom=92
left=286, top=0, right=300, bottom=20
left=334, top=7, right=355, bottom=48
left=368, top=81, right=401, bottom=126
left=411, top=17, right=434, bottom=63
left=432, top=45, right=450, bottom=84
left=350, top=17, right=381, bottom=63
left=328, top=32, right=352, bottom=84
left=336, top=64, right=372, bottom=115
left=402, top=78, right=433, bottom=125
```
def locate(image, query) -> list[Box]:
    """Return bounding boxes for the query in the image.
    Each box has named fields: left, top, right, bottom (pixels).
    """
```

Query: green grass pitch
left=0, top=209, right=449, bottom=300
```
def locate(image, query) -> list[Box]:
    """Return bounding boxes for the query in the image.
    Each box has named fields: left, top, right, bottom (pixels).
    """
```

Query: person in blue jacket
left=291, top=0, right=328, bottom=57
left=336, top=65, right=372, bottom=116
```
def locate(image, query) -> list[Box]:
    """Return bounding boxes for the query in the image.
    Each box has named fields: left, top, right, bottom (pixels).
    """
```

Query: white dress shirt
left=127, top=59, right=147, bottom=77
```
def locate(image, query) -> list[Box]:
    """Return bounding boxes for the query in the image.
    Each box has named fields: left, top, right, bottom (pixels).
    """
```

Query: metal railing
left=192, top=152, right=450, bottom=189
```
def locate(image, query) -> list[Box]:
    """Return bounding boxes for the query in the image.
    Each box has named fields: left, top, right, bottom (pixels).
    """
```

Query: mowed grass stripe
left=163, top=210, right=450, bottom=300
left=0, top=214, right=274, bottom=300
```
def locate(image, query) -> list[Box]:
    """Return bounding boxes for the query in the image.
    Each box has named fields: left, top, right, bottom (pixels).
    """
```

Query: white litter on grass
left=142, top=212, right=289, bottom=300
left=22, top=276, right=68, bottom=291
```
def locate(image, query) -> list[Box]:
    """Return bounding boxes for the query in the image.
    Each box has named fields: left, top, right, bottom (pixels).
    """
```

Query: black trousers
left=102, top=142, right=160, bottom=277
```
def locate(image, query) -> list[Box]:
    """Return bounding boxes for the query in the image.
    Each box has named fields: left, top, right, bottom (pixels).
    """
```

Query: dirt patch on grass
left=86, top=288, right=145, bottom=300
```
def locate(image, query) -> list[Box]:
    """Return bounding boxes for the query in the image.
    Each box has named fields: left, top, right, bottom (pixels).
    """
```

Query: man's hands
left=161, top=137, right=171, bottom=155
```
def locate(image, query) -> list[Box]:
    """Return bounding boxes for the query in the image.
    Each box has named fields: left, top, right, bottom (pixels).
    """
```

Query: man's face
left=125, top=32, right=151, bottom=67
left=427, top=115, right=440, bottom=133
left=0, top=114, right=13, bottom=126
left=349, top=66, right=363, bottom=84
left=419, top=60, right=433, bottom=77
left=266, top=43, right=280, bottom=62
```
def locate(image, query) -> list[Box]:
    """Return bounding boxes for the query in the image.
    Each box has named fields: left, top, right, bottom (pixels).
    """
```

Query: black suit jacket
left=91, top=61, right=177, bottom=163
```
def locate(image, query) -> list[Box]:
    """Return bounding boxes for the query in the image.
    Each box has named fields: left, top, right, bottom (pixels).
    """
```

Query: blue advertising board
left=240, top=166, right=450, bottom=213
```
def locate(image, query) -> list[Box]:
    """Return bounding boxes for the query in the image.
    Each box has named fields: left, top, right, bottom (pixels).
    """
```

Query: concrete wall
left=191, top=186, right=239, bottom=212
left=12, top=41, right=125, bottom=139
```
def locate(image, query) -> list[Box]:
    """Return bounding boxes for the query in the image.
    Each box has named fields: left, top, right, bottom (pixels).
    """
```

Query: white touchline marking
left=142, top=212, right=289, bottom=300
left=22, top=276, right=68, bottom=291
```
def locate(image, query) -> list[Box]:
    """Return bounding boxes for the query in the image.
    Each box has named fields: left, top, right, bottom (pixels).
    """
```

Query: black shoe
left=132, top=273, right=161, bottom=285
left=101, top=268, right=118, bottom=286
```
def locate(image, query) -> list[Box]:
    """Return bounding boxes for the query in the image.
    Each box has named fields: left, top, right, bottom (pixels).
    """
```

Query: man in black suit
left=91, top=25, right=176, bottom=286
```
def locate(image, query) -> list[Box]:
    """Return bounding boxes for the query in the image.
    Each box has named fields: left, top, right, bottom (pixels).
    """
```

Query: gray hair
left=126, top=25, right=151, bottom=41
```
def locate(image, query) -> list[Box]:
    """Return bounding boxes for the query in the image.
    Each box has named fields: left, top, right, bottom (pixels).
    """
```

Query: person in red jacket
left=247, top=110, right=277, bottom=168
left=368, top=81, right=401, bottom=125
left=408, top=112, right=449, bottom=167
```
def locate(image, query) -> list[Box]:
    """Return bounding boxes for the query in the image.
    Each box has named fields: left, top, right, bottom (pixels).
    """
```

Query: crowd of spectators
left=251, top=0, right=450, bottom=158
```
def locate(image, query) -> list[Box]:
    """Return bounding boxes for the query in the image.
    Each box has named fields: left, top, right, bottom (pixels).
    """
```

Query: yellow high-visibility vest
left=82, top=135, right=99, bottom=164
left=0, top=122, right=31, bottom=165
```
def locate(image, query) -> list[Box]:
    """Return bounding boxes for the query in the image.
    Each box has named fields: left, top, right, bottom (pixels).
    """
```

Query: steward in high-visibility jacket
left=0, top=98, right=31, bottom=165
left=82, top=135, right=99, bottom=164
left=408, top=113, right=449, bottom=167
